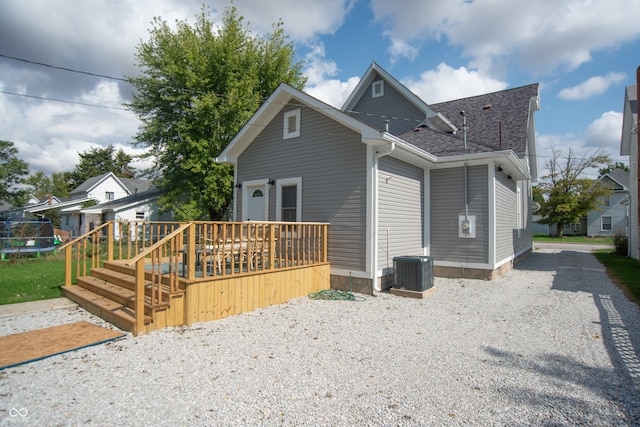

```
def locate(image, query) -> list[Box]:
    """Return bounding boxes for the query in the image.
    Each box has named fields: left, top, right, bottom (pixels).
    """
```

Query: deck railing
left=58, top=221, right=184, bottom=286
left=60, top=220, right=329, bottom=334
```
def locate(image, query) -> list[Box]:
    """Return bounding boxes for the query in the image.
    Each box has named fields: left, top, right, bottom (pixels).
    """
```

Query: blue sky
left=1, top=0, right=639, bottom=178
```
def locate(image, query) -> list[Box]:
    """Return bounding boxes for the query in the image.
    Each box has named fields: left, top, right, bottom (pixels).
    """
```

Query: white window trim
left=372, top=80, right=384, bottom=98
left=276, top=177, right=302, bottom=222
left=241, top=179, right=270, bottom=221
left=283, top=109, right=300, bottom=139
left=601, top=216, right=612, bottom=231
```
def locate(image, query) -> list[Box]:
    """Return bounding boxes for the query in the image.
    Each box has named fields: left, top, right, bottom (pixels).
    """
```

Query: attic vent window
left=372, top=80, right=384, bottom=98
left=283, top=109, right=300, bottom=139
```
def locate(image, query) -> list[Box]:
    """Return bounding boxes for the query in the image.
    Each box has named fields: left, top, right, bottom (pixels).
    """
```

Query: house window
left=281, top=186, right=297, bottom=222
left=603, top=195, right=610, bottom=207
left=283, top=109, right=300, bottom=139
left=276, top=177, right=302, bottom=222
left=372, top=80, right=384, bottom=98
left=105, top=191, right=114, bottom=201
left=602, top=216, right=612, bottom=231
left=135, top=211, right=145, bottom=220
left=564, top=223, right=581, bottom=231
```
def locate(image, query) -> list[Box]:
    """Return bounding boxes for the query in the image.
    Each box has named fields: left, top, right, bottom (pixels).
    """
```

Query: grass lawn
left=0, top=252, right=65, bottom=305
left=593, top=249, right=640, bottom=307
left=0, top=237, right=637, bottom=308
left=533, top=234, right=614, bottom=245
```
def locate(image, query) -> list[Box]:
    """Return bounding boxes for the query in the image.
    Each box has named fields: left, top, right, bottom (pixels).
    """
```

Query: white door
left=245, top=185, right=267, bottom=221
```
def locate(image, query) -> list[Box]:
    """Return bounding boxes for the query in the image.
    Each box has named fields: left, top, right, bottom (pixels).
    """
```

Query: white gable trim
left=343, top=62, right=435, bottom=115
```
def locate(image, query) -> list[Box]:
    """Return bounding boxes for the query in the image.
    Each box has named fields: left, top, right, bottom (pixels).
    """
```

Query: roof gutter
left=437, top=150, right=531, bottom=180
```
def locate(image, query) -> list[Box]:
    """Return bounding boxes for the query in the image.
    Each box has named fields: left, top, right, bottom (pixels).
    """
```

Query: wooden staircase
left=63, top=260, right=185, bottom=333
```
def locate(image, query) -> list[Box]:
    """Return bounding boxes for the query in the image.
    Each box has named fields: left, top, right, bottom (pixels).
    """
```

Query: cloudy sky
left=1, top=0, right=639, bottom=179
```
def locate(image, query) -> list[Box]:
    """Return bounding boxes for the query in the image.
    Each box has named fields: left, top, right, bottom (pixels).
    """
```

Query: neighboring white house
left=60, top=172, right=154, bottom=237
left=78, top=188, right=171, bottom=239
left=0, top=194, right=60, bottom=218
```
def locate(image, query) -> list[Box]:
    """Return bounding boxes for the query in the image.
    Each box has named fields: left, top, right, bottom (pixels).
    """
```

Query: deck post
left=187, top=222, right=196, bottom=280
left=322, top=224, right=328, bottom=263
left=107, top=221, right=114, bottom=261
left=134, top=258, right=145, bottom=336
left=269, top=224, right=277, bottom=270
left=64, top=245, right=72, bottom=286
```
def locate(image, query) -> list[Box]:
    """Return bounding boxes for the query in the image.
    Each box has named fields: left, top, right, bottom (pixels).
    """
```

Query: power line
left=0, top=53, right=129, bottom=82
left=0, top=90, right=129, bottom=111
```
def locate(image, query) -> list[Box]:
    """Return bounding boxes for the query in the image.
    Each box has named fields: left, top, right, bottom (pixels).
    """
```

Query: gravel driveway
left=1, top=243, right=640, bottom=426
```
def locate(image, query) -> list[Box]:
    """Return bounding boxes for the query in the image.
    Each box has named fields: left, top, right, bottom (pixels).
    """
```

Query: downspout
left=461, top=111, right=469, bottom=277
left=372, top=120, right=395, bottom=292
left=461, top=111, right=469, bottom=220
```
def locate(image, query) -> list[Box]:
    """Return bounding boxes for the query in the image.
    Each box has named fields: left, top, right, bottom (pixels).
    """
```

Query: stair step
left=96, top=265, right=185, bottom=297
left=76, top=276, right=169, bottom=315
left=63, top=286, right=152, bottom=333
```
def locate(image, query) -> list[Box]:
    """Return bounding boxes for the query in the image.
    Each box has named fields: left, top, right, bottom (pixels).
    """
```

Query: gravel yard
left=1, top=243, right=640, bottom=426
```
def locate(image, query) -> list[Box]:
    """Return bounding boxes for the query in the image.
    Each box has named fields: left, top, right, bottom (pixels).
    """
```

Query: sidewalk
left=0, top=298, right=76, bottom=318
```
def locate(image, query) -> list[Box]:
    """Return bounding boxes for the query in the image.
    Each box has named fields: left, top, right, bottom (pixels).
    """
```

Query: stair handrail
left=57, top=221, right=112, bottom=251
left=125, top=222, right=192, bottom=266
left=125, top=222, right=192, bottom=336
left=60, top=221, right=115, bottom=287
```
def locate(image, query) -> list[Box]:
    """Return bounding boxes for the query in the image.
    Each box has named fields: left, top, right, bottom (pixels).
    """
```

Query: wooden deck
left=60, top=221, right=330, bottom=335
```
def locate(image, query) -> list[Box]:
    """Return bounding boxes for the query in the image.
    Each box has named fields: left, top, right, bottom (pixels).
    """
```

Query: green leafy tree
left=51, top=172, right=70, bottom=198
left=64, top=145, right=135, bottom=191
left=0, top=140, right=29, bottom=206
left=24, top=171, right=53, bottom=201
left=537, top=147, right=613, bottom=237
left=25, top=171, right=71, bottom=200
left=598, top=161, right=629, bottom=177
left=127, top=5, right=306, bottom=220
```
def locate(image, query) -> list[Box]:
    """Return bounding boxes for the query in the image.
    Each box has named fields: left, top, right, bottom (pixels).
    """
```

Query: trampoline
left=0, top=217, right=56, bottom=258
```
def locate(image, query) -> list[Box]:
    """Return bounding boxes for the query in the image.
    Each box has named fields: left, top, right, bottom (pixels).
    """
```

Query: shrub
left=614, top=233, right=629, bottom=256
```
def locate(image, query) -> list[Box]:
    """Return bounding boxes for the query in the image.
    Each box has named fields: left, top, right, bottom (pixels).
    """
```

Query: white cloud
left=558, top=72, right=627, bottom=100
left=303, top=43, right=360, bottom=108
left=228, top=0, right=355, bottom=41
left=536, top=111, right=625, bottom=179
left=1, top=79, right=141, bottom=176
left=584, top=111, right=623, bottom=150
left=404, top=63, right=508, bottom=104
left=386, top=33, right=419, bottom=64
left=369, top=0, right=640, bottom=75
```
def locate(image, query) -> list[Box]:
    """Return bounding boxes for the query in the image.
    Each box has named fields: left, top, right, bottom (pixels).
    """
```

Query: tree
left=0, top=140, right=29, bottom=206
left=598, top=161, right=629, bottom=177
left=536, top=147, right=612, bottom=237
left=64, top=145, right=135, bottom=190
left=24, top=171, right=53, bottom=201
left=127, top=5, right=306, bottom=220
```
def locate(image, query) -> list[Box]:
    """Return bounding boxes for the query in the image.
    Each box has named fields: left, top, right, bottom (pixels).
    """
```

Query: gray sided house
left=586, top=169, right=629, bottom=237
left=217, top=63, right=540, bottom=294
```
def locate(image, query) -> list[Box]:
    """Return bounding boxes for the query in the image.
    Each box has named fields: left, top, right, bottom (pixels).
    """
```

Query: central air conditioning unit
left=393, top=256, right=434, bottom=292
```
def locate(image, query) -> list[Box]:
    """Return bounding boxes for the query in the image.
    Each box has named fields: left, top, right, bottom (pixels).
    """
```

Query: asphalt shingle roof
left=606, top=168, right=630, bottom=188
left=398, top=84, right=539, bottom=157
